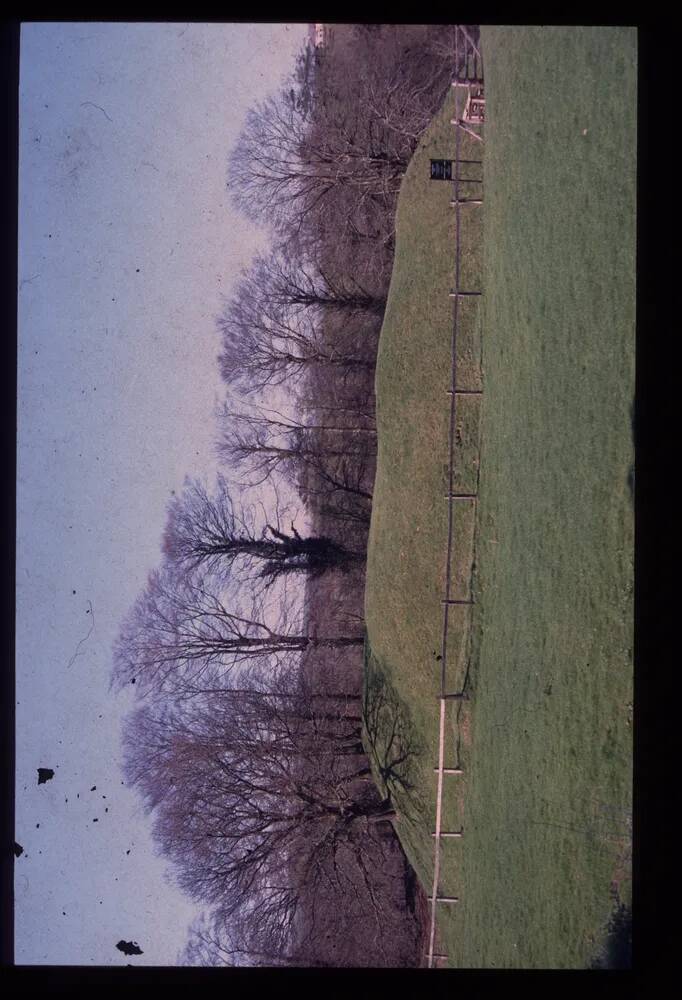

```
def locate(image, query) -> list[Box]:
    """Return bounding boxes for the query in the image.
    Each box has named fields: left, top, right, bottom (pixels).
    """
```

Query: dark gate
left=430, top=159, right=453, bottom=181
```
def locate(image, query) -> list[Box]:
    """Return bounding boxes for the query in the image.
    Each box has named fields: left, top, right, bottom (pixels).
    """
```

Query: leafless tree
left=296, top=452, right=374, bottom=531
left=111, top=563, right=364, bottom=697
left=162, top=473, right=361, bottom=584
left=221, top=398, right=376, bottom=438
left=180, top=903, right=334, bottom=968
left=180, top=912, right=233, bottom=967
left=293, top=396, right=376, bottom=428
left=121, top=665, right=396, bottom=949
left=227, top=85, right=407, bottom=240
left=115, top=27, right=467, bottom=970
left=174, top=704, right=420, bottom=967
left=223, top=420, right=374, bottom=526
left=217, top=400, right=373, bottom=489
left=217, top=264, right=376, bottom=397
left=227, top=26, right=458, bottom=249
left=363, top=37, right=457, bottom=149
left=246, top=245, right=385, bottom=318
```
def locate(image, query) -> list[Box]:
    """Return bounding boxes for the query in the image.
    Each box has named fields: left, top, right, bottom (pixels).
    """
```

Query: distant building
left=308, top=22, right=327, bottom=48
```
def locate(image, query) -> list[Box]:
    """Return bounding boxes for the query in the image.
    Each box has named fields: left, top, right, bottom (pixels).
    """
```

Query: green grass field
left=363, top=27, right=635, bottom=968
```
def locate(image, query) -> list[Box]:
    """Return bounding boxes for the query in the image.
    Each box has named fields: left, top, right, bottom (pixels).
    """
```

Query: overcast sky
left=16, top=20, right=309, bottom=966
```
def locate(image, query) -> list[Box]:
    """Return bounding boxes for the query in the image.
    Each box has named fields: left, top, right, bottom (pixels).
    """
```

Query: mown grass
left=363, top=27, right=635, bottom=968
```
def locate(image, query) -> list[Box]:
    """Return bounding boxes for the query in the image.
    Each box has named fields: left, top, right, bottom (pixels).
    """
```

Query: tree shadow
left=589, top=902, right=632, bottom=969
left=361, top=662, right=424, bottom=822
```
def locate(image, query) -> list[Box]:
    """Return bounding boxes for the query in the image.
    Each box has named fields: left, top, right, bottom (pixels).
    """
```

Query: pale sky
left=16, top=20, right=309, bottom=966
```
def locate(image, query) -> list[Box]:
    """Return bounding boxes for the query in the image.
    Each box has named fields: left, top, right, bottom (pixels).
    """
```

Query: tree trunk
left=310, top=636, right=364, bottom=649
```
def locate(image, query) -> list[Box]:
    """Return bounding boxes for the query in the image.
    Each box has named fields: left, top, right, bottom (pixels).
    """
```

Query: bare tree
left=226, top=85, right=407, bottom=239
left=180, top=912, right=233, bottom=967
left=217, top=264, right=375, bottom=397
left=298, top=453, right=374, bottom=519
left=181, top=903, right=334, bottom=968
left=111, top=564, right=363, bottom=697
left=227, top=27, right=458, bottom=248
left=217, top=400, right=373, bottom=488
left=121, top=668, right=397, bottom=945
left=247, top=245, right=385, bottom=318
left=363, top=36, right=458, bottom=149
left=170, top=667, right=421, bottom=967
left=162, top=473, right=361, bottom=583
left=221, top=398, right=376, bottom=438
left=180, top=909, right=280, bottom=967
left=293, top=396, right=376, bottom=429
left=115, top=27, right=466, bottom=970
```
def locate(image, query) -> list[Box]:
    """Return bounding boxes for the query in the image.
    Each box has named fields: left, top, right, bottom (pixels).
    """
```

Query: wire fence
left=426, top=25, right=485, bottom=970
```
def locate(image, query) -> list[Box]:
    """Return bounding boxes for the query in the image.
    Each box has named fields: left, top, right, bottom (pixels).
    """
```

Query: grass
left=363, top=27, right=635, bottom=968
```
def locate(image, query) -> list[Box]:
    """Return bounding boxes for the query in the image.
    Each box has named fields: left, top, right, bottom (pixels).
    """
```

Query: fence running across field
left=426, top=25, right=485, bottom=970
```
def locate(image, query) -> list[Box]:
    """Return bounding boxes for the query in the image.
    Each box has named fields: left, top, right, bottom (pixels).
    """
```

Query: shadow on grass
left=362, top=654, right=425, bottom=823
left=589, top=902, right=632, bottom=969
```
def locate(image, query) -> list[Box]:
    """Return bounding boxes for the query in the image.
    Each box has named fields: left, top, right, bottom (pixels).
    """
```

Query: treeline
left=113, top=24, right=469, bottom=967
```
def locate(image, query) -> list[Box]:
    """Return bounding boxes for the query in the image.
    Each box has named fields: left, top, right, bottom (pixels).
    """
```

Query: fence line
left=426, top=24, right=484, bottom=970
